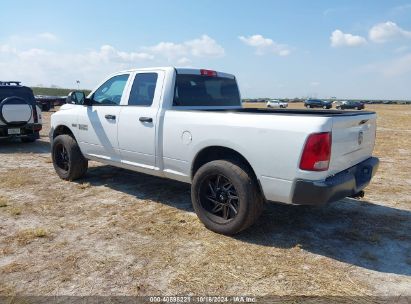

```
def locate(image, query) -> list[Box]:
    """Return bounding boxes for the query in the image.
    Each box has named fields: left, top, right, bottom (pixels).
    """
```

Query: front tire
left=52, top=134, right=88, bottom=181
left=191, top=160, right=263, bottom=235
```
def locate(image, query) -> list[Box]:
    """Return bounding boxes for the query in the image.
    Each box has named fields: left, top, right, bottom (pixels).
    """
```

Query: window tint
left=173, top=74, right=240, bottom=107
left=128, top=73, right=158, bottom=106
left=92, top=74, right=129, bottom=105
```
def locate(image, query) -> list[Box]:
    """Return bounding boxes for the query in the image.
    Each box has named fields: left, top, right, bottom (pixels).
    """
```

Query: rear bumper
left=291, top=157, right=379, bottom=205
left=0, top=123, right=42, bottom=138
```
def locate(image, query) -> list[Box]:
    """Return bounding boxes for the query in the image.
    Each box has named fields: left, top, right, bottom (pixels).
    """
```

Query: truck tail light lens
left=200, top=69, right=217, bottom=77
left=299, top=132, right=332, bottom=171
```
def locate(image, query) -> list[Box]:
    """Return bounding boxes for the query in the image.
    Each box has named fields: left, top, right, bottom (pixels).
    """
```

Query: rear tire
left=191, top=160, right=263, bottom=235
left=52, top=134, right=88, bottom=181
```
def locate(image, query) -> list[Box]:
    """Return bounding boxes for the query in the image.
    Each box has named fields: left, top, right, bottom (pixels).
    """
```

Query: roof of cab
left=116, top=67, right=235, bottom=79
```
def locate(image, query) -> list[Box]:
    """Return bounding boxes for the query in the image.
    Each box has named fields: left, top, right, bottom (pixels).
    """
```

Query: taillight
left=299, top=132, right=332, bottom=171
left=32, top=105, right=38, bottom=123
left=200, top=69, right=217, bottom=77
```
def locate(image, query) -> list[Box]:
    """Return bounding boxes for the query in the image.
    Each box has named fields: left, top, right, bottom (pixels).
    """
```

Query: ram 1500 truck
left=50, top=67, right=379, bottom=235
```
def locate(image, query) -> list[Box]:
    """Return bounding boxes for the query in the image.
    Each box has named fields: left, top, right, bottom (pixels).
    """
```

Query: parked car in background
left=0, top=81, right=42, bottom=142
left=336, top=100, right=365, bottom=110
left=304, top=99, right=332, bottom=109
left=266, top=99, right=288, bottom=108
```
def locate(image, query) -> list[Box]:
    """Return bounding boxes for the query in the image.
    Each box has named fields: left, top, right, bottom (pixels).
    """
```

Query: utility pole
left=76, top=80, right=80, bottom=90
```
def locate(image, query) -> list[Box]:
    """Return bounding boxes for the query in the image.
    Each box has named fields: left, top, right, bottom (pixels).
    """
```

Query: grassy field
left=31, top=87, right=91, bottom=96
left=0, top=104, right=410, bottom=296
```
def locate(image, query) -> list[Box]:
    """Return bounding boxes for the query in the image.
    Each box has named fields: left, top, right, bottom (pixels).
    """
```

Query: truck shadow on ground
left=0, top=139, right=50, bottom=154
left=82, top=165, right=411, bottom=277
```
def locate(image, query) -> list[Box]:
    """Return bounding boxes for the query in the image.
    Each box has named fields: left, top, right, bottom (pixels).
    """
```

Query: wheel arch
left=191, top=146, right=260, bottom=190
left=53, top=124, right=76, bottom=140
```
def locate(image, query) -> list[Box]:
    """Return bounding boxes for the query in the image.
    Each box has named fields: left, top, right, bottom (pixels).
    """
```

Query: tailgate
left=329, top=112, right=377, bottom=175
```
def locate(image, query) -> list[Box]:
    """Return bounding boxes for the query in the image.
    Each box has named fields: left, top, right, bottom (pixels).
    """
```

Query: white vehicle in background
left=0, top=81, right=42, bottom=142
left=266, top=99, right=288, bottom=108
left=50, top=67, right=379, bottom=235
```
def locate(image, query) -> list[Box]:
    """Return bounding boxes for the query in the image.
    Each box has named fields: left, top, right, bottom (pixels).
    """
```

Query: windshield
left=173, top=74, right=241, bottom=107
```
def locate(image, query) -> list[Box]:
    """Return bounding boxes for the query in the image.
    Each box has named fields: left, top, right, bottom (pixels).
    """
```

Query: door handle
left=105, top=114, right=116, bottom=120
left=139, top=117, right=153, bottom=123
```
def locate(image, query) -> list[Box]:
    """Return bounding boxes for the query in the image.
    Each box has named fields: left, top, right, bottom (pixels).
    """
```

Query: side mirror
left=66, top=91, right=86, bottom=105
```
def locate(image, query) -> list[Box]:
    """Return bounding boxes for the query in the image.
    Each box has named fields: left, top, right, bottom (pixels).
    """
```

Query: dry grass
left=11, top=228, right=49, bottom=246
left=0, top=106, right=410, bottom=296
left=8, top=207, right=22, bottom=216
left=0, top=197, right=7, bottom=208
left=0, top=168, right=37, bottom=188
left=0, top=262, right=28, bottom=274
left=78, top=182, right=91, bottom=189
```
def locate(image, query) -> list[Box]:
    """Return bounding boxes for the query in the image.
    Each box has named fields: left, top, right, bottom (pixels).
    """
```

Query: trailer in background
left=35, top=95, right=67, bottom=111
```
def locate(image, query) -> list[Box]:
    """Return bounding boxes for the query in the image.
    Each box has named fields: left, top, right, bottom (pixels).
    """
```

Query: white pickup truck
left=50, top=67, right=379, bottom=234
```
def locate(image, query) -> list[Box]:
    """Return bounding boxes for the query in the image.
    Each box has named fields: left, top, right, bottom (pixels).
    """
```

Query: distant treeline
left=31, top=87, right=91, bottom=97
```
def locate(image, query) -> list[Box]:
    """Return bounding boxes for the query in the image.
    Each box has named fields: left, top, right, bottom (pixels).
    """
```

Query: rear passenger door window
left=128, top=73, right=158, bottom=106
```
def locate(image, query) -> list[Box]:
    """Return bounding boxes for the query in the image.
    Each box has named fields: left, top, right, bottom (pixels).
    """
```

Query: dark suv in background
left=304, top=99, right=332, bottom=109
left=0, top=81, right=42, bottom=142
left=335, top=100, right=365, bottom=110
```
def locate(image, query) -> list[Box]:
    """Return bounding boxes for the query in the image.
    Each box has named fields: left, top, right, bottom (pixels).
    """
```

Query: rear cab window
left=173, top=70, right=241, bottom=107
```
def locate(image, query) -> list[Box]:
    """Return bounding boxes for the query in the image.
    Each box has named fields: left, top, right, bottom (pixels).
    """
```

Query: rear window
left=173, top=74, right=240, bottom=107
left=0, top=87, right=35, bottom=104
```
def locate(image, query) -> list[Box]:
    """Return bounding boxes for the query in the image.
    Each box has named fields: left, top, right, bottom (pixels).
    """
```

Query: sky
left=1, top=0, right=411, bottom=100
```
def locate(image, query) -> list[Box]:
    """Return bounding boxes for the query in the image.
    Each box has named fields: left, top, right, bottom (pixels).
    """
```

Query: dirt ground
left=0, top=104, right=410, bottom=297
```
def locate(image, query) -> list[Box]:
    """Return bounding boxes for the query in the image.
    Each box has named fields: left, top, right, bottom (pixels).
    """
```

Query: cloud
left=310, top=81, right=320, bottom=86
left=0, top=43, right=156, bottom=88
left=145, top=35, right=225, bottom=60
left=0, top=34, right=225, bottom=88
left=89, top=45, right=154, bottom=62
left=177, top=57, right=191, bottom=66
left=238, top=34, right=291, bottom=56
left=369, top=21, right=411, bottom=43
left=330, top=30, right=367, bottom=47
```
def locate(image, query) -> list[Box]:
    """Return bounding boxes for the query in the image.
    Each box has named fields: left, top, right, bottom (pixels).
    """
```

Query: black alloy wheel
left=54, top=142, right=70, bottom=172
left=199, top=174, right=239, bottom=222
